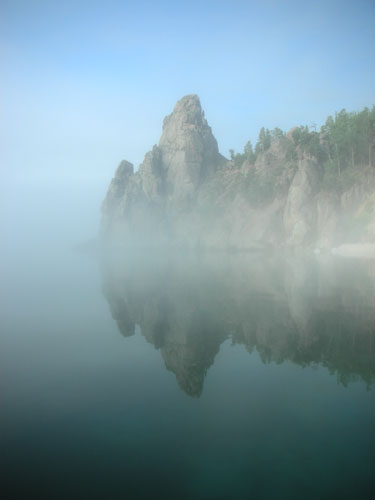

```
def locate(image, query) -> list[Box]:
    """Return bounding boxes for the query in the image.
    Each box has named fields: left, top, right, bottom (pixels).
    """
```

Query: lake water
left=1, top=181, right=374, bottom=500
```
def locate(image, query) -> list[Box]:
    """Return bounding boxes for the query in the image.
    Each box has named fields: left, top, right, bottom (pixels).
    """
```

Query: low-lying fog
left=1, top=173, right=374, bottom=500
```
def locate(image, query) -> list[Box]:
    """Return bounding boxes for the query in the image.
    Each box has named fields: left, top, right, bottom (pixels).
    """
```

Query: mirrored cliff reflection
left=101, top=252, right=375, bottom=397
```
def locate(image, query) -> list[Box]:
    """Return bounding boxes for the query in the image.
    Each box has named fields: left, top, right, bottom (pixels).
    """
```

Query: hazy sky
left=2, top=0, right=375, bottom=183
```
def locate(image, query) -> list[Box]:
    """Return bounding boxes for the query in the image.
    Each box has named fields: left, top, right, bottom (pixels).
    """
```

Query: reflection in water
left=101, top=253, right=375, bottom=396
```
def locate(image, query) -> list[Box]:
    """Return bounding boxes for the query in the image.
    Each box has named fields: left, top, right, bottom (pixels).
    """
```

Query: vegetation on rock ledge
left=230, top=106, right=375, bottom=194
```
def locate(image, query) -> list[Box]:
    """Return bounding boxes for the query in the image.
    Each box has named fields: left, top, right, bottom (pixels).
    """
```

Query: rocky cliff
left=101, top=95, right=375, bottom=251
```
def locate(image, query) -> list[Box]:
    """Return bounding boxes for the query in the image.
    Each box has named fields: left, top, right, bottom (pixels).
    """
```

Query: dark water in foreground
left=1, top=244, right=374, bottom=499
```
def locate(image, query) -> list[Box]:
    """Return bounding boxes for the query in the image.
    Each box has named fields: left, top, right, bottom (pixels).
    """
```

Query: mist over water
left=2, top=0, right=375, bottom=496
left=1, top=178, right=374, bottom=500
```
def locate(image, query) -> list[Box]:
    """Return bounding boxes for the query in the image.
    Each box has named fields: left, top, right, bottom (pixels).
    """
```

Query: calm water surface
left=1, top=185, right=374, bottom=499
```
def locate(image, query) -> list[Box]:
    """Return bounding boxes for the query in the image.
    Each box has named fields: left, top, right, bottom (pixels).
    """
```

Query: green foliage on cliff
left=319, top=107, right=375, bottom=191
left=255, top=127, right=272, bottom=154
left=321, top=107, right=375, bottom=169
left=230, top=105, right=375, bottom=193
left=291, top=126, right=325, bottom=162
left=229, top=148, right=246, bottom=167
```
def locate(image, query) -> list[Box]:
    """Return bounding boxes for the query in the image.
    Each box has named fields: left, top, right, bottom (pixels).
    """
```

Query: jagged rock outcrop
left=158, top=94, right=225, bottom=204
left=101, top=95, right=375, bottom=251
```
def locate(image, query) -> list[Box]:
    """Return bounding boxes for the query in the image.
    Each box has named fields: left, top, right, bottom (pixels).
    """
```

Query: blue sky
left=1, top=0, right=374, bottom=182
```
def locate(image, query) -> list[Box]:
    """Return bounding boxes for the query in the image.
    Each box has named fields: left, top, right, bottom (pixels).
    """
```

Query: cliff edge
left=101, top=95, right=375, bottom=252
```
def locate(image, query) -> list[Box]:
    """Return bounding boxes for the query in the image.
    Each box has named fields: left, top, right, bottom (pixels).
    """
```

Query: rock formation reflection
left=101, top=253, right=375, bottom=396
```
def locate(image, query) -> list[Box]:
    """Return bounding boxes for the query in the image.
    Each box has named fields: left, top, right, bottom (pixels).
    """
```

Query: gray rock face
left=102, top=160, right=134, bottom=215
left=101, top=160, right=134, bottom=236
left=101, top=95, right=225, bottom=245
left=283, top=155, right=320, bottom=246
left=159, top=94, right=222, bottom=204
left=101, top=95, right=375, bottom=250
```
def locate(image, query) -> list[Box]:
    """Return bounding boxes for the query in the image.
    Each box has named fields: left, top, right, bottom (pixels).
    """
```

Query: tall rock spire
left=158, top=95, right=221, bottom=202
